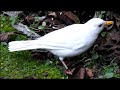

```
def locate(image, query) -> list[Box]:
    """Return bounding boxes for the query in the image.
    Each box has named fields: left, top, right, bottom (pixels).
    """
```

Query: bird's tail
left=8, top=40, right=41, bottom=52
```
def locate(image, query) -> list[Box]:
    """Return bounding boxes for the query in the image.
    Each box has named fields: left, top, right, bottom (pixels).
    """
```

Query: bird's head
left=85, top=18, right=114, bottom=34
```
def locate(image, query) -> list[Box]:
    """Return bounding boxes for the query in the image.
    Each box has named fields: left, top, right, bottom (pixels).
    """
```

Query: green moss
left=0, top=14, right=65, bottom=79
left=0, top=44, right=65, bottom=79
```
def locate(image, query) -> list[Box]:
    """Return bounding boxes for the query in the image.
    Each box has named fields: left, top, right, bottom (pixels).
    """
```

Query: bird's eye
left=98, top=24, right=102, bottom=27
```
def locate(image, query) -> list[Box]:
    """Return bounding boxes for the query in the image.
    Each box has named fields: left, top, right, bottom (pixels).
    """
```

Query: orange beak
left=105, top=21, right=114, bottom=26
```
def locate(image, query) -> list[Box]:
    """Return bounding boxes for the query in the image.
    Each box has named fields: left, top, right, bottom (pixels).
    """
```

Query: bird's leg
left=59, top=57, right=74, bottom=75
left=60, top=60, right=68, bottom=70
left=59, top=57, right=68, bottom=69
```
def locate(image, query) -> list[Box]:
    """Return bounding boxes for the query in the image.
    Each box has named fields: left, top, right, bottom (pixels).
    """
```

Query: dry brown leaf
left=48, top=11, right=57, bottom=17
left=55, top=11, right=74, bottom=25
left=64, top=11, right=80, bottom=23
left=43, top=18, right=62, bottom=25
left=0, top=32, right=14, bottom=42
left=85, top=68, right=94, bottom=78
left=95, top=27, right=120, bottom=62
left=25, top=15, right=35, bottom=23
left=79, top=68, right=86, bottom=79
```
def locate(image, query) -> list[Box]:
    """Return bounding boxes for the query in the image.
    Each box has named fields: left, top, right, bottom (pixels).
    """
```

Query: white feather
left=8, top=18, right=106, bottom=59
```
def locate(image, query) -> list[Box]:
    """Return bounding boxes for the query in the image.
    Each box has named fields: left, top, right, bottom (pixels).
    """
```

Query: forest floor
left=0, top=11, right=120, bottom=79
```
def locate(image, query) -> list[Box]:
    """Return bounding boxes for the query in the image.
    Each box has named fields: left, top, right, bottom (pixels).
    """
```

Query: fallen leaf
left=43, top=18, right=62, bottom=26
left=78, top=68, right=86, bottom=79
left=85, top=68, right=94, bottom=78
left=48, top=11, right=57, bottom=17
left=104, top=72, right=114, bottom=78
left=55, top=11, right=74, bottom=25
left=64, top=11, right=80, bottom=23
left=0, top=32, right=14, bottom=42
left=25, top=15, right=35, bottom=23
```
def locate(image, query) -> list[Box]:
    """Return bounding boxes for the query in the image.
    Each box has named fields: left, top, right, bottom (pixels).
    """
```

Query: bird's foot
left=64, top=68, right=75, bottom=75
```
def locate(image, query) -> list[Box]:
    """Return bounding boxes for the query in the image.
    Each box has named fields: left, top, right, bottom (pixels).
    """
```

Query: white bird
left=8, top=18, right=113, bottom=75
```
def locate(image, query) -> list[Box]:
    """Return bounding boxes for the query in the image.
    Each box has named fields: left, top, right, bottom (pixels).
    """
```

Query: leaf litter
left=1, top=11, right=120, bottom=79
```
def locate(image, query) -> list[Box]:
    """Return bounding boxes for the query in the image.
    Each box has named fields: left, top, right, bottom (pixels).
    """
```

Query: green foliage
left=1, top=12, right=120, bottom=79
left=0, top=14, right=64, bottom=79
left=98, top=61, right=120, bottom=79
left=0, top=15, right=16, bottom=33
left=95, top=11, right=113, bottom=20
left=101, top=32, right=107, bottom=37
left=38, top=25, right=44, bottom=30
left=0, top=44, right=64, bottom=79
left=91, top=52, right=99, bottom=60
left=9, top=16, right=16, bottom=26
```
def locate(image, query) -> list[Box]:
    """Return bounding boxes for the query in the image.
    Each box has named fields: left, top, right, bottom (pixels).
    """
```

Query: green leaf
left=101, top=32, right=107, bottom=37
left=45, top=60, right=53, bottom=66
left=105, top=72, right=114, bottom=78
left=1, top=42, right=7, bottom=46
left=10, top=16, right=16, bottom=25
left=34, top=16, right=40, bottom=22
left=9, top=16, right=15, bottom=20
left=1, top=17, right=5, bottom=21
left=106, top=67, right=114, bottom=72
left=92, top=52, right=99, bottom=60
left=11, top=18, right=16, bottom=26
left=38, top=25, right=44, bottom=30
left=15, top=35, right=20, bottom=40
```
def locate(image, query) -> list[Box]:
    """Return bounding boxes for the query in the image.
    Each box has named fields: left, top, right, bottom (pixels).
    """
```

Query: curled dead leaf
left=85, top=68, right=94, bottom=78
left=0, top=32, right=14, bottom=42
left=25, top=15, right=35, bottom=23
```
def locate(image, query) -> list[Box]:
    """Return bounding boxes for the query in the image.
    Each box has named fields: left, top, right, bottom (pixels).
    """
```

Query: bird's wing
left=37, top=24, right=87, bottom=50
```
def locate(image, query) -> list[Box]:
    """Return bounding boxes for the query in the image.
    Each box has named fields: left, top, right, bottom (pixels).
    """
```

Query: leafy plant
left=98, top=60, right=120, bottom=79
